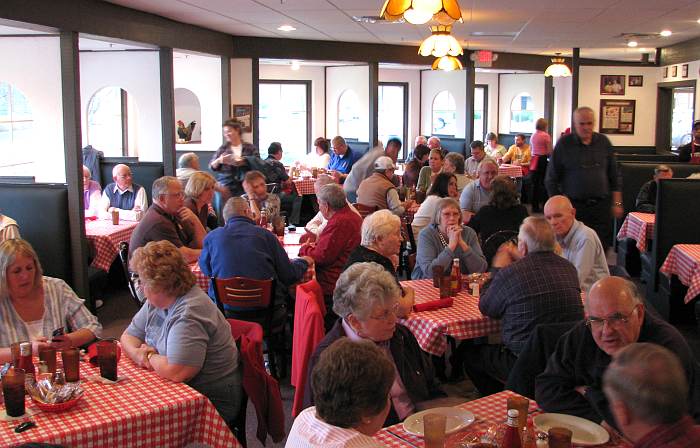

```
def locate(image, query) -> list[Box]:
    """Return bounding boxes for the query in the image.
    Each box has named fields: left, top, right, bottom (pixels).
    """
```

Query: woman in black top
left=468, top=175, right=529, bottom=243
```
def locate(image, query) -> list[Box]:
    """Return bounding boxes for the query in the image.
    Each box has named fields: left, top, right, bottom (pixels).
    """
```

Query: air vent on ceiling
left=352, top=15, right=405, bottom=24
left=470, top=31, right=517, bottom=38
left=617, top=32, right=662, bottom=39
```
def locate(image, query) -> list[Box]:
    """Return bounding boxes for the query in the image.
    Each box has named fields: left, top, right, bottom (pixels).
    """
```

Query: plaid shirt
left=633, top=416, right=700, bottom=448
left=480, top=251, right=583, bottom=354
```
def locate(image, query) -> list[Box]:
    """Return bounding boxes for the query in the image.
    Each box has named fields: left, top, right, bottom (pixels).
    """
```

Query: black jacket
left=635, top=179, right=657, bottom=213
left=302, top=319, right=442, bottom=425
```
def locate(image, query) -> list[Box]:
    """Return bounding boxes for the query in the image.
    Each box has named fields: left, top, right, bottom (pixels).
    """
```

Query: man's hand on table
left=299, top=231, right=317, bottom=244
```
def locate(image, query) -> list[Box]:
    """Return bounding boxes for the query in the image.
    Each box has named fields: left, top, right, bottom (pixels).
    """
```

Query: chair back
left=353, top=203, right=378, bottom=219
left=266, top=183, right=279, bottom=194
left=118, top=242, right=142, bottom=307
left=212, top=277, right=274, bottom=313
left=482, top=230, right=518, bottom=267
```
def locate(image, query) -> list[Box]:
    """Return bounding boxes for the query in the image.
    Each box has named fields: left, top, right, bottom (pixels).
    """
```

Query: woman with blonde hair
left=121, top=240, right=242, bottom=428
left=185, top=171, right=218, bottom=229
left=0, top=239, right=101, bottom=362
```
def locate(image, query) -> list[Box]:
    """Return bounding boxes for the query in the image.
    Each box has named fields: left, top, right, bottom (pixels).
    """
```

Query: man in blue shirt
left=327, top=136, right=362, bottom=182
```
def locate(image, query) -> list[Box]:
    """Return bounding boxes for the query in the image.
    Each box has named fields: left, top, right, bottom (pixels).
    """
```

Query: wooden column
left=159, top=47, right=176, bottom=175
left=368, top=62, right=379, bottom=147
left=464, top=51, right=476, bottom=153
left=221, top=56, right=231, bottom=123
left=544, top=75, right=554, bottom=134
left=252, top=57, right=260, bottom=150
left=571, top=47, right=580, bottom=115
left=59, top=31, right=89, bottom=301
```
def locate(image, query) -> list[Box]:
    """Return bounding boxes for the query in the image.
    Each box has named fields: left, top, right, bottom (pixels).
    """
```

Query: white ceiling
left=100, top=0, right=700, bottom=61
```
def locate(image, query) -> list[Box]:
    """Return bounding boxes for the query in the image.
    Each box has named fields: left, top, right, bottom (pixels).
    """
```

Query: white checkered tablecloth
left=616, top=212, right=656, bottom=251
left=292, top=177, right=317, bottom=196
left=85, top=219, right=138, bottom=272
left=498, top=164, right=523, bottom=178
left=0, top=352, right=240, bottom=447
left=398, top=279, right=501, bottom=356
left=374, top=390, right=629, bottom=448
left=661, top=244, right=700, bottom=304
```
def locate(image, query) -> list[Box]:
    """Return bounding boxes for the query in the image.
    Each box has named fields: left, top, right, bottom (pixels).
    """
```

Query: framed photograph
left=671, top=66, right=678, bottom=77
left=600, top=75, right=625, bottom=95
left=663, top=67, right=668, bottom=78
left=231, top=104, right=253, bottom=133
left=600, top=99, right=636, bottom=135
left=628, top=75, right=643, bottom=87
left=682, top=64, right=689, bottom=78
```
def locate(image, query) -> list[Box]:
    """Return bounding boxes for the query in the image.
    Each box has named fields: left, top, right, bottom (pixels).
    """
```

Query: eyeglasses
left=368, top=303, right=400, bottom=321
left=165, top=191, right=184, bottom=199
left=585, top=306, right=638, bottom=330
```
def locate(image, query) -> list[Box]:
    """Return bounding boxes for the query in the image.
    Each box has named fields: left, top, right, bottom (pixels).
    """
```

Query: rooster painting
left=176, top=120, right=197, bottom=142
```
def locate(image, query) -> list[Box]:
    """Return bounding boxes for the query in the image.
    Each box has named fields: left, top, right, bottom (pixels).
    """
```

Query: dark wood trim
left=475, top=84, right=488, bottom=142
left=464, top=51, right=475, bottom=148
left=660, top=35, right=700, bottom=67
left=379, top=82, right=409, bottom=159
left=59, top=30, right=89, bottom=302
left=572, top=48, right=580, bottom=115
left=221, top=56, right=231, bottom=125
left=368, top=62, right=379, bottom=147
left=544, top=76, right=554, bottom=135
left=159, top=47, right=176, bottom=175
left=258, top=80, right=312, bottom=155
left=418, top=70, right=422, bottom=138
left=120, top=88, right=128, bottom=156
left=496, top=73, right=502, bottom=133
left=323, top=66, right=327, bottom=139
left=657, top=80, right=697, bottom=89
left=252, top=57, right=260, bottom=150
left=2, top=0, right=234, bottom=56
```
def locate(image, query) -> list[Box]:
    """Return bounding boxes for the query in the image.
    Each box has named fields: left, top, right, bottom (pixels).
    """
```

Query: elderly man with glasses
left=536, top=276, right=700, bottom=428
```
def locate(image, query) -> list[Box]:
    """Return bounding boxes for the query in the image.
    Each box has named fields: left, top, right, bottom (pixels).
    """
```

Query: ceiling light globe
left=404, top=7, right=433, bottom=24
left=433, top=36, right=451, bottom=57
left=660, top=30, right=672, bottom=37
left=412, top=0, right=443, bottom=15
left=627, top=40, right=638, bottom=47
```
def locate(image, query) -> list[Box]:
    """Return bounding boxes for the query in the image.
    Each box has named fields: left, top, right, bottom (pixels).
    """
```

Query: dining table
left=616, top=211, right=656, bottom=252
left=85, top=218, right=139, bottom=272
left=0, top=351, right=240, bottom=447
left=373, top=390, right=629, bottom=448
left=291, top=177, right=317, bottom=196
left=660, top=243, right=700, bottom=304
left=498, top=163, right=524, bottom=178
left=398, top=279, right=501, bottom=356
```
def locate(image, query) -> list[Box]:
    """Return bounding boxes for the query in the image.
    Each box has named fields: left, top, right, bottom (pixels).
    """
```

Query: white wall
left=661, top=59, right=700, bottom=118
left=420, top=70, right=467, bottom=138
left=578, top=65, right=660, bottom=146
left=553, top=76, right=572, bottom=141
left=0, top=36, right=64, bottom=182
left=230, top=58, right=254, bottom=143
left=80, top=51, right=162, bottom=161
left=260, top=63, right=325, bottom=148
left=498, top=73, right=544, bottom=135
left=379, top=68, right=420, bottom=148
left=475, top=71, right=499, bottom=139
left=326, top=65, right=369, bottom=141
left=173, top=52, right=222, bottom=152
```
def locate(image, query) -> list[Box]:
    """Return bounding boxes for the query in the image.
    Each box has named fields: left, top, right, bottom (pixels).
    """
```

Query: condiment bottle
left=501, top=409, right=523, bottom=448
left=259, top=210, right=268, bottom=228
left=450, top=258, right=461, bottom=296
left=18, top=342, right=35, bottom=388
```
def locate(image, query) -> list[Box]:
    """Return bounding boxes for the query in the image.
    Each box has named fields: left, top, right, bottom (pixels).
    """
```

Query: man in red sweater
left=299, top=183, right=362, bottom=330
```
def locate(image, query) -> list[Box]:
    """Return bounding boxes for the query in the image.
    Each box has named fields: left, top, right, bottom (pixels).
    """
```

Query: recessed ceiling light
left=277, top=25, right=296, bottom=32
left=697, top=18, right=700, bottom=24
left=627, top=40, right=638, bottom=47
left=660, top=30, right=672, bottom=37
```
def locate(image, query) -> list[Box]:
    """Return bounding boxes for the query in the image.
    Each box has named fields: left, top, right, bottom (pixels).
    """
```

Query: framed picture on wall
left=599, top=99, right=636, bottom=135
left=628, top=75, right=643, bottom=87
left=671, top=66, right=678, bottom=77
left=231, top=104, right=253, bottom=133
left=663, top=67, right=668, bottom=78
left=682, top=64, right=689, bottom=78
left=600, top=75, right=625, bottom=95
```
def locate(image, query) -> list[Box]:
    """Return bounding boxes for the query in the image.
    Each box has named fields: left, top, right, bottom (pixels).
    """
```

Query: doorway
left=657, top=81, right=696, bottom=152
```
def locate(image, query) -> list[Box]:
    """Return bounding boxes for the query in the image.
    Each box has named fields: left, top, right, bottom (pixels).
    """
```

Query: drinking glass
left=423, top=413, right=447, bottom=448
left=61, top=347, right=81, bottom=382
left=38, top=346, right=57, bottom=374
left=97, top=340, right=118, bottom=381
left=507, top=395, right=529, bottom=430
left=548, top=427, right=573, bottom=448
left=2, top=367, right=26, bottom=417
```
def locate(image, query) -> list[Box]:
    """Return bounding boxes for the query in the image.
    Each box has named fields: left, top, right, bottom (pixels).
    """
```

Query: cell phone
left=15, top=421, right=36, bottom=433
left=52, top=327, right=65, bottom=342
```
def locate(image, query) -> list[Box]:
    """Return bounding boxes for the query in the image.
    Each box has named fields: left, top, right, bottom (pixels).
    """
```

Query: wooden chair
left=353, top=203, right=378, bottom=219
left=212, top=277, right=286, bottom=378
left=118, top=242, right=142, bottom=308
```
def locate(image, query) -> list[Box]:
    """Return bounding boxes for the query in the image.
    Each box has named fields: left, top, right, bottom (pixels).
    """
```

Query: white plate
left=403, top=407, right=475, bottom=436
left=534, top=413, right=610, bottom=446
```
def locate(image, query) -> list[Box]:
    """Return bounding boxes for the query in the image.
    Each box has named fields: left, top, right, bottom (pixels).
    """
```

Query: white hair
left=361, top=210, right=400, bottom=246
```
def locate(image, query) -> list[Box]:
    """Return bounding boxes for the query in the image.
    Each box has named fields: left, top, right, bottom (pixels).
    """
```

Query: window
left=670, top=87, right=694, bottom=150
left=0, top=82, right=34, bottom=174
left=510, top=92, right=535, bottom=133
left=338, top=89, right=362, bottom=140
left=474, top=85, right=487, bottom=142
left=87, top=86, right=137, bottom=157
left=378, top=83, right=407, bottom=157
left=432, top=90, right=456, bottom=136
left=259, top=81, right=310, bottom=165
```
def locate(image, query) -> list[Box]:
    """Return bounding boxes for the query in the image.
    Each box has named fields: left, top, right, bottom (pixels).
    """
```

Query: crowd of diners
left=2, top=108, right=700, bottom=447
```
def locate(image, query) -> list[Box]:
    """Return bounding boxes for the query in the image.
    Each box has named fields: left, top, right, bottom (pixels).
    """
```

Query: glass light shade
left=380, top=0, right=462, bottom=24
left=412, top=0, right=443, bottom=14
left=432, top=55, right=463, bottom=71
left=418, top=25, right=463, bottom=58
left=404, top=8, right=433, bottom=24
left=544, top=58, right=571, bottom=77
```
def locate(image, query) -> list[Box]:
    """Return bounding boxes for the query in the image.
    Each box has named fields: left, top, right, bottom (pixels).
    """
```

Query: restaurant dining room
left=2, top=0, right=700, bottom=446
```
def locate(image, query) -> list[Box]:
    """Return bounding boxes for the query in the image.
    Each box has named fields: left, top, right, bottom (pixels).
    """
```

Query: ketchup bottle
left=18, top=342, right=36, bottom=388
left=502, top=409, right=523, bottom=448
left=450, top=258, right=461, bottom=296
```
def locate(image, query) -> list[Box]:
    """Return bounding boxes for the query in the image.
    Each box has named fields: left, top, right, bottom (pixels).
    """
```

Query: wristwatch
left=147, top=351, right=156, bottom=362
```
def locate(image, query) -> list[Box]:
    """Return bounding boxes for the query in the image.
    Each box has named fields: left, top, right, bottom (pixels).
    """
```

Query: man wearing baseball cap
left=356, top=156, right=413, bottom=216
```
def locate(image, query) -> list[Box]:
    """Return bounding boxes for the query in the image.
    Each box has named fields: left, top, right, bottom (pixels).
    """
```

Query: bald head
left=427, top=136, right=441, bottom=150
left=544, top=195, right=576, bottom=237
left=112, top=164, right=133, bottom=190
left=223, top=197, right=252, bottom=222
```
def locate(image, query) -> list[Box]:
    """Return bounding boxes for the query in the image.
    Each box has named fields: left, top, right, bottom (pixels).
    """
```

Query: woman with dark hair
left=416, top=148, right=444, bottom=194
left=402, top=144, right=430, bottom=189
left=305, top=137, right=331, bottom=169
left=411, top=172, right=458, bottom=240
left=209, top=120, right=262, bottom=198
left=468, top=175, right=529, bottom=242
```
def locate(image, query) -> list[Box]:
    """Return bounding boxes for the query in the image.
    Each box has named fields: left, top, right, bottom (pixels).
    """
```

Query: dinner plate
left=533, top=413, right=610, bottom=446
left=403, top=407, right=475, bottom=437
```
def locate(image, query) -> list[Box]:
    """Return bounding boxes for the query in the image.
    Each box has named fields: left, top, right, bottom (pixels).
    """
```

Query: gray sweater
left=411, top=223, right=487, bottom=279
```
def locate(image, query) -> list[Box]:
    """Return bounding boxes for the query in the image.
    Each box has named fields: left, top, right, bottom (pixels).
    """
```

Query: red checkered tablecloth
left=398, top=279, right=501, bottom=356
left=85, top=219, right=138, bottom=272
left=292, top=178, right=317, bottom=196
left=0, top=353, right=240, bottom=447
left=498, top=164, right=523, bottom=178
left=374, top=390, right=629, bottom=448
left=616, top=212, right=655, bottom=251
left=660, top=244, right=700, bottom=304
